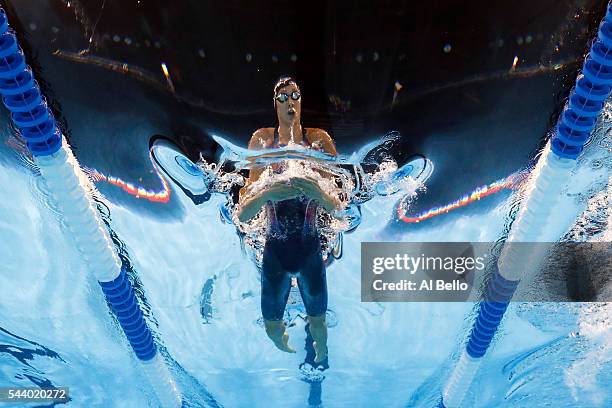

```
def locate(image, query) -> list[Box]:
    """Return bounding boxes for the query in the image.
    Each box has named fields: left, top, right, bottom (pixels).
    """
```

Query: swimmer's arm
left=303, top=129, right=343, bottom=213
left=239, top=176, right=340, bottom=222
left=238, top=129, right=272, bottom=203
left=238, top=129, right=292, bottom=222
left=307, top=129, right=337, bottom=157
left=238, top=182, right=303, bottom=222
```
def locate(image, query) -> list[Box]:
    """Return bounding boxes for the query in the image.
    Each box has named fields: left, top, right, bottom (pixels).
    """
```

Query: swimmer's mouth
left=287, top=109, right=296, bottom=115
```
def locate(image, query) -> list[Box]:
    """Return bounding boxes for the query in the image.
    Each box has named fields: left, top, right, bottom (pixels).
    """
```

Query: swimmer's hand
left=264, top=320, right=296, bottom=354
left=289, top=177, right=342, bottom=213
left=237, top=177, right=342, bottom=222
left=236, top=182, right=303, bottom=222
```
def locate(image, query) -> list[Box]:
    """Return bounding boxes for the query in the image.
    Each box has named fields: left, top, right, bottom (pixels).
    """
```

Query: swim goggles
left=275, top=91, right=301, bottom=103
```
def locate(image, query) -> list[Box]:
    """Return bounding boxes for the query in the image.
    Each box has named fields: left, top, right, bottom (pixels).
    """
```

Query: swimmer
left=236, top=77, right=342, bottom=362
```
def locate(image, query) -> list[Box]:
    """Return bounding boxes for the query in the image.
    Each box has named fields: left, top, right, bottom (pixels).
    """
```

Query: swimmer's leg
left=261, top=246, right=295, bottom=354
left=298, top=251, right=328, bottom=363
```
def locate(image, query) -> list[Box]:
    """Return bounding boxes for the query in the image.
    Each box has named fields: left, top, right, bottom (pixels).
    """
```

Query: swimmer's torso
left=267, top=197, right=318, bottom=239
left=266, top=127, right=319, bottom=240
left=237, top=124, right=337, bottom=226
left=246, top=126, right=337, bottom=155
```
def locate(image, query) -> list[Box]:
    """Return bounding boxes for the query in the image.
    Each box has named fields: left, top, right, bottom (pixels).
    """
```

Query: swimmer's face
left=275, top=84, right=301, bottom=124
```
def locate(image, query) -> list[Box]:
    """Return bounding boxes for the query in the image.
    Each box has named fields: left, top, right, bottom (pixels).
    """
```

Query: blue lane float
left=465, top=269, right=519, bottom=359
left=0, top=7, right=181, bottom=406
left=441, top=3, right=612, bottom=407
left=0, top=10, right=60, bottom=156
left=99, top=268, right=157, bottom=361
left=552, top=7, right=612, bottom=159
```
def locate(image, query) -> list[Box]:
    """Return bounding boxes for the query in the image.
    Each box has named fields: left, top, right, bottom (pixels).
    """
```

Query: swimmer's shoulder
left=248, top=128, right=275, bottom=150
left=305, top=128, right=337, bottom=156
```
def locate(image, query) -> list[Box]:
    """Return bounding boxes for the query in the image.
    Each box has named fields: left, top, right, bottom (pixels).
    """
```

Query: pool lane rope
left=441, top=3, right=612, bottom=407
left=0, top=9, right=181, bottom=407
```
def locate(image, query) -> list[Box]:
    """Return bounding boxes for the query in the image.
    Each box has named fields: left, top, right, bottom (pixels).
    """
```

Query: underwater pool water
left=0, top=118, right=610, bottom=407
left=0, top=0, right=610, bottom=406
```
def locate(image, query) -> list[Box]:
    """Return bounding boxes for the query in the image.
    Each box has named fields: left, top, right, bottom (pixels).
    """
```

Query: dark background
left=0, top=0, right=607, bottom=219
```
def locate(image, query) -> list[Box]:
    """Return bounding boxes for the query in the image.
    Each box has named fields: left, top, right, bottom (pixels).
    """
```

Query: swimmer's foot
left=276, top=332, right=297, bottom=354
left=313, top=341, right=328, bottom=363
left=308, top=315, right=328, bottom=363
left=264, top=319, right=296, bottom=354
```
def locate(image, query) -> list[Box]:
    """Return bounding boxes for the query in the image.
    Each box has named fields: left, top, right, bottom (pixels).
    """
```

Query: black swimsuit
left=260, top=128, right=328, bottom=320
